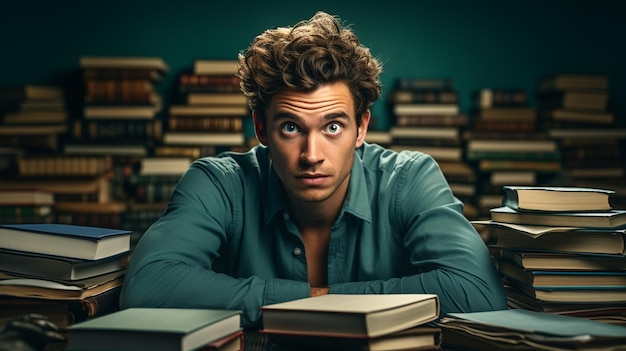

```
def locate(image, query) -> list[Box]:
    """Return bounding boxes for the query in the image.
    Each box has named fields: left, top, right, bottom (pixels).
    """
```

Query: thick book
left=497, top=258, right=626, bottom=287
left=0, top=270, right=124, bottom=300
left=501, top=186, right=614, bottom=212
left=0, top=85, right=64, bottom=101
left=503, top=274, right=626, bottom=304
left=479, top=220, right=626, bottom=255
left=0, top=286, right=122, bottom=329
left=260, top=294, right=439, bottom=338
left=0, top=189, right=53, bottom=206
left=489, top=206, right=626, bottom=228
left=440, top=309, right=626, bottom=351
left=265, top=326, right=441, bottom=351
left=66, top=308, right=242, bottom=351
left=80, top=56, right=169, bottom=72
left=0, top=223, right=131, bottom=260
left=193, top=60, right=239, bottom=75
left=498, top=249, right=626, bottom=271
left=0, top=249, right=129, bottom=281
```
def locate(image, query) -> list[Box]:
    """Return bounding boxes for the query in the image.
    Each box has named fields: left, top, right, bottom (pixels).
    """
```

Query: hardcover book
left=261, top=294, right=439, bottom=338
left=479, top=220, right=626, bottom=255
left=501, top=186, right=614, bottom=212
left=0, top=249, right=129, bottom=281
left=489, top=206, right=626, bottom=228
left=0, top=223, right=131, bottom=260
left=66, top=308, right=242, bottom=351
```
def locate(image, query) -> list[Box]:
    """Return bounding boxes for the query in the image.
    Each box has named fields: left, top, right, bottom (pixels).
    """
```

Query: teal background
left=2, top=0, right=625, bottom=130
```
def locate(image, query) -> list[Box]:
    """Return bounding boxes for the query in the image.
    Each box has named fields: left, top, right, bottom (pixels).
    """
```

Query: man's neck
left=287, top=198, right=341, bottom=230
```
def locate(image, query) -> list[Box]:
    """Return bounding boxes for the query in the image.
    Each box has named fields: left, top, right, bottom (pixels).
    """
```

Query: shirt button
left=292, top=247, right=302, bottom=256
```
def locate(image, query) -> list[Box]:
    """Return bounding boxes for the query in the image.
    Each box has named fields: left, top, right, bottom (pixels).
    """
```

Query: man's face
left=257, top=81, right=369, bottom=205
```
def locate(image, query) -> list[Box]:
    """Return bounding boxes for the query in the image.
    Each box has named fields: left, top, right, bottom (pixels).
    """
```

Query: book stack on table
left=474, top=186, right=626, bottom=326
left=0, top=223, right=132, bottom=329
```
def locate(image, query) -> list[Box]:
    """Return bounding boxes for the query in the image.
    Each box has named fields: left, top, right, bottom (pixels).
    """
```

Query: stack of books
left=161, top=59, right=247, bottom=155
left=475, top=186, right=626, bottom=326
left=386, top=77, right=477, bottom=218
left=538, top=73, right=626, bottom=209
left=260, top=294, right=442, bottom=351
left=0, top=85, right=68, bottom=179
left=465, top=88, right=560, bottom=217
left=65, top=56, right=169, bottom=157
left=0, top=223, right=132, bottom=329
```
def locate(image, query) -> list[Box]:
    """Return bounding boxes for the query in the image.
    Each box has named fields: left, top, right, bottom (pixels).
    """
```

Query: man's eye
left=325, top=122, right=343, bottom=135
left=281, top=122, right=299, bottom=134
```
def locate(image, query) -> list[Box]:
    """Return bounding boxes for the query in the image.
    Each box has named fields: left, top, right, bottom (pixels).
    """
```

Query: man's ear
left=355, top=110, right=371, bottom=148
left=253, top=111, right=268, bottom=146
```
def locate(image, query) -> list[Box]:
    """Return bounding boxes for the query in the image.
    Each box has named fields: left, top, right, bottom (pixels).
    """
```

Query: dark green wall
left=3, top=0, right=625, bottom=130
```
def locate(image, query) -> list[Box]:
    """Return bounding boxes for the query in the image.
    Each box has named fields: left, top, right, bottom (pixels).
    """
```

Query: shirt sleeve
left=329, top=152, right=508, bottom=315
left=119, top=159, right=310, bottom=328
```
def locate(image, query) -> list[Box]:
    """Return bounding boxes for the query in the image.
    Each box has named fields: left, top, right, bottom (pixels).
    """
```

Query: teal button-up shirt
left=120, top=143, right=507, bottom=327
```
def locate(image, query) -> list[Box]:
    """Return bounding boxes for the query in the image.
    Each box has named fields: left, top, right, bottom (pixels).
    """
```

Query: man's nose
left=300, top=133, right=324, bottom=165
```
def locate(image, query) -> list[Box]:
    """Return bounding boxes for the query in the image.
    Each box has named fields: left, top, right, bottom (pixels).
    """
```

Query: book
left=393, top=104, right=459, bottom=116
left=186, top=92, right=247, bottom=105
left=480, top=220, right=626, bottom=255
left=473, top=107, right=536, bottom=122
left=169, top=104, right=249, bottom=116
left=0, top=85, right=64, bottom=101
left=83, top=105, right=161, bottom=119
left=0, top=270, right=124, bottom=300
left=0, top=189, right=53, bottom=206
left=193, top=60, right=239, bottom=75
left=0, top=249, right=129, bottom=281
left=198, top=330, right=243, bottom=351
left=498, top=249, right=626, bottom=271
left=504, top=279, right=626, bottom=304
left=163, top=132, right=245, bottom=146
left=542, top=108, right=615, bottom=124
left=497, top=258, right=626, bottom=287
left=17, top=155, right=112, bottom=177
left=489, top=206, right=626, bottom=228
left=388, top=89, right=458, bottom=104
left=539, top=90, right=609, bottom=111
left=473, top=88, right=527, bottom=108
left=440, top=309, right=626, bottom=351
left=394, top=78, right=453, bottom=91
left=0, top=285, right=122, bottom=329
left=0, top=223, right=131, bottom=260
left=66, top=308, right=242, bottom=351
left=260, top=294, right=439, bottom=338
left=80, top=56, right=169, bottom=73
left=538, top=74, right=609, bottom=92
left=63, top=142, right=148, bottom=156
left=140, top=157, right=192, bottom=176
left=265, top=326, right=441, bottom=351
left=501, top=186, right=614, bottom=212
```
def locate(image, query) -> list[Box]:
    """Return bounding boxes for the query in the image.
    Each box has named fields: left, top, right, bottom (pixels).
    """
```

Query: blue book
left=0, top=223, right=131, bottom=260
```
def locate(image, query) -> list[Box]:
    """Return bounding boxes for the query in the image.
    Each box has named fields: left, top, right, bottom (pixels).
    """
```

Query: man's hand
left=310, top=286, right=329, bottom=297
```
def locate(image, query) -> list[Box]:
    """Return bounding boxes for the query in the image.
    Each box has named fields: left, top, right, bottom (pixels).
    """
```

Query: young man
left=120, top=11, right=507, bottom=328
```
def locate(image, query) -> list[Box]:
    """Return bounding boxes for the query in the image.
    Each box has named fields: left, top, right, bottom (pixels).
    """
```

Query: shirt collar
left=263, top=150, right=372, bottom=225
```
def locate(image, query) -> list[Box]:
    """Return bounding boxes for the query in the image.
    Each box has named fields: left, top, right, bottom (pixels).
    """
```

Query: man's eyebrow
left=272, top=111, right=350, bottom=122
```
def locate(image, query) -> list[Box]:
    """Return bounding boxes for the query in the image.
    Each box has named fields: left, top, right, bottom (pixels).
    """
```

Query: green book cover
left=67, top=308, right=242, bottom=351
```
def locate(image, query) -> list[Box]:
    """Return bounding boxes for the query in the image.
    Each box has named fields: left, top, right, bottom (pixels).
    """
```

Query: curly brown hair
left=237, top=11, right=382, bottom=127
